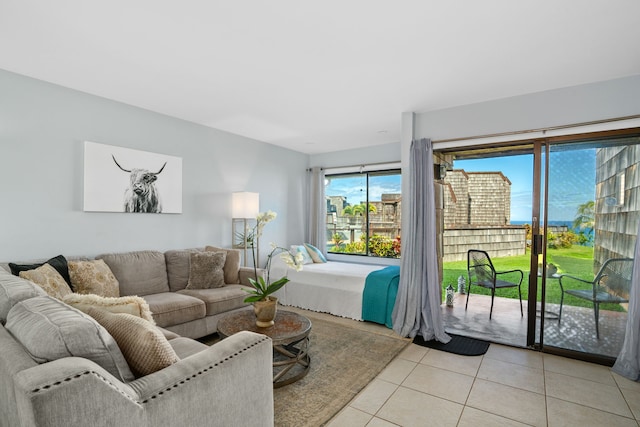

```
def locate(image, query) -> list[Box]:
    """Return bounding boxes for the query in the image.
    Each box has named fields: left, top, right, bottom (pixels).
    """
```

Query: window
left=325, top=170, right=402, bottom=258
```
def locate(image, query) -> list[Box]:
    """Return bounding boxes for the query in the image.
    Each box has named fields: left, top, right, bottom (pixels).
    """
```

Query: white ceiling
left=1, top=1, right=639, bottom=155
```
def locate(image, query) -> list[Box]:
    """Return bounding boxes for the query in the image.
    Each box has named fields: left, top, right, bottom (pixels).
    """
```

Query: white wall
left=405, top=74, right=640, bottom=159
left=399, top=76, right=640, bottom=270
left=309, top=142, right=400, bottom=169
left=0, top=70, right=308, bottom=261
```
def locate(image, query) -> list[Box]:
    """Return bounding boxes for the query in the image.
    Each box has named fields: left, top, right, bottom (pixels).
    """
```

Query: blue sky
left=325, top=149, right=596, bottom=223
left=455, top=149, right=596, bottom=222
left=326, top=174, right=401, bottom=205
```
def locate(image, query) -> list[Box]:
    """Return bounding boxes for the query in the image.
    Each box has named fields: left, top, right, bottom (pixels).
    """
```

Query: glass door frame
left=530, top=128, right=640, bottom=364
left=527, top=140, right=544, bottom=347
left=437, top=127, right=640, bottom=363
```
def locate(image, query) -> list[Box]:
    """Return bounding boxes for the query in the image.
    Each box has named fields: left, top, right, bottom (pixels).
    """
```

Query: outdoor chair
left=466, top=249, right=524, bottom=319
left=558, top=258, right=633, bottom=339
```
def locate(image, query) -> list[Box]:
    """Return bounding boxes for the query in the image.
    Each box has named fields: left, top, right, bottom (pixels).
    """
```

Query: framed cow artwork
left=83, top=141, right=183, bottom=214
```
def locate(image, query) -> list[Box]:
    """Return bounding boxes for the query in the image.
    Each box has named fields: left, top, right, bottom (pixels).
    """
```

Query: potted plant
left=243, top=211, right=304, bottom=327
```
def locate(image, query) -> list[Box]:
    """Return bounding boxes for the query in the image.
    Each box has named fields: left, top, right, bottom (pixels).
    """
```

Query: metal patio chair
left=558, top=258, right=633, bottom=339
left=466, top=249, right=524, bottom=319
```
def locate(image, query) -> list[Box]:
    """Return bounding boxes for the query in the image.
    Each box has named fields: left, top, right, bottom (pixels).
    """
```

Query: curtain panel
left=613, top=222, right=640, bottom=381
left=392, top=138, right=450, bottom=342
left=307, top=167, right=327, bottom=254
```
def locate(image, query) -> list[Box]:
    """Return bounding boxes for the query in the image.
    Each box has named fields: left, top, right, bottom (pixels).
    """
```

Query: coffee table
left=217, top=309, right=312, bottom=388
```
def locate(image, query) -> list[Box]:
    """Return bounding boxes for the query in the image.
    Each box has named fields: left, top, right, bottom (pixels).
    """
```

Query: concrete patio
left=441, top=293, right=628, bottom=359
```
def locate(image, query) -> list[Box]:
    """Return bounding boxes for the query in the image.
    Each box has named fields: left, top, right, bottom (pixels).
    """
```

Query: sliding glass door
left=536, top=133, right=640, bottom=360
left=438, top=128, right=640, bottom=362
left=439, top=146, right=534, bottom=347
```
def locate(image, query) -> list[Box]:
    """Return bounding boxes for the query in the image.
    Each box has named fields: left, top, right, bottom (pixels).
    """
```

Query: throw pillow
left=62, top=293, right=155, bottom=325
left=9, top=255, right=72, bottom=287
left=18, top=264, right=73, bottom=300
left=290, top=245, right=314, bottom=265
left=96, top=250, right=170, bottom=297
left=87, top=308, right=180, bottom=377
left=304, top=243, right=327, bottom=263
left=5, top=296, right=134, bottom=382
left=0, top=268, right=47, bottom=324
left=204, top=246, right=241, bottom=284
left=185, top=251, right=226, bottom=290
left=164, top=248, right=201, bottom=291
left=68, top=259, right=120, bottom=297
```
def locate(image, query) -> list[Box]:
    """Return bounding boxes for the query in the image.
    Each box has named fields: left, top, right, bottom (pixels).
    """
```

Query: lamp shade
left=232, top=192, right=259, bottom=218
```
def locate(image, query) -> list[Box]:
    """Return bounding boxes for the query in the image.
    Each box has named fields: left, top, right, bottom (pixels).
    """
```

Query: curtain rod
left=307, top=160, right=401, bottom=172
left=432, top=114, right=640, bottom=144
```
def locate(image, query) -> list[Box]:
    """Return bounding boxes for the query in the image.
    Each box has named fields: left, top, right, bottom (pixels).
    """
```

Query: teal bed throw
left=362, top=266, right=400, bottom=328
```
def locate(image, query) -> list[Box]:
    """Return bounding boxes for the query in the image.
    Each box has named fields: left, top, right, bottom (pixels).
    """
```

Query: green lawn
left=441, top=246, right=625, bottom=312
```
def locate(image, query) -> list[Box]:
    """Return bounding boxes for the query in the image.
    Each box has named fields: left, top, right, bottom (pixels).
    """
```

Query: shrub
left=368, top=234, right=401, bottom=258
left=548, top=230, right=578, bottom=249
left=344, top=241, right=365, bottom=253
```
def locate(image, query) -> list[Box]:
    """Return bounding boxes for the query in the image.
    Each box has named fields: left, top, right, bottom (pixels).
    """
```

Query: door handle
left=532, top=235, right=543, bottom=255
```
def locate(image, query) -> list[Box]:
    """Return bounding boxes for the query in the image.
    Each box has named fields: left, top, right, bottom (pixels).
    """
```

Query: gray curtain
left=307, top=167, right=327, bottom=253
left=392, top=138, right=450, bottom=343
left=612, top=222, right=640, bottom=381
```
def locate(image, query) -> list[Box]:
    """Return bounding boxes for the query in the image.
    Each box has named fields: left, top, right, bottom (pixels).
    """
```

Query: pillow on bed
left=290, top=245, right=314, bottom=265
left=304, top=243, right=327, bottom=263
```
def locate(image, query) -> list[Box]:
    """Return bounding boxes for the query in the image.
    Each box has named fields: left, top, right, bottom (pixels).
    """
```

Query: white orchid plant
left=244, top=211, right=304, bottom=303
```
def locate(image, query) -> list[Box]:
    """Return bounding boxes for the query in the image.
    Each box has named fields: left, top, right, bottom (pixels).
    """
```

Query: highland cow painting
left=83, top=141, right=182, bottom=213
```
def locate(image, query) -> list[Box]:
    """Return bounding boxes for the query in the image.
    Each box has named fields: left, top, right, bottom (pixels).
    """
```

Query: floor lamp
left=232, top=192, right=259, bottom=267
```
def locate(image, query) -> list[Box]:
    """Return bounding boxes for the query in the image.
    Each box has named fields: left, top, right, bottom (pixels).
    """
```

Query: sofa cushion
left=157, top=326, right=181, bottom=341
left=18, top=264, right=73, bottom=300
left=0, top=268, right=47, bottom=324
left=205, top=246, right=241, bottom=284
left=165, top=248, right=201, bottom=292
left=8, top=255, right=72, bottom=288
left=142, top=292, right=206, bottom=328
left=62, top=293, right=155, bottom=324
left=177, top=285, right=250, bottom=316
left=168, top=336, right=209, bottom=359
left=68, top=259, right=120, bottom=297
left=185, top=251, right=226, bottom=290
left=97, top=250, right=170, bottom=296
left=5, top=296, right=134, bottom=382
left=88, top=308, right=179, bottom=377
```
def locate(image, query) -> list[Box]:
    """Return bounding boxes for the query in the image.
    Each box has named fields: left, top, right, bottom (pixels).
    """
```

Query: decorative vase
left=253, top=296, right=278, bottom=327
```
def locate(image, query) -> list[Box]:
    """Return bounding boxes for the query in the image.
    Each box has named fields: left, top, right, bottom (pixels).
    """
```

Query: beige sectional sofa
left=0, top=247, right=273, bottom=427
left=95, top=247, right=259, bottom=338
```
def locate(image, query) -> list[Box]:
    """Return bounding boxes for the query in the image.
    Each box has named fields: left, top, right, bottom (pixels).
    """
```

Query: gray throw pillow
left=204, top=246, right=241, bottom=284
left=0, top=268, right=47, bottom=324
left=185, top=251, right=226, bottom=289
left=5, top=296, right=134, bottom=382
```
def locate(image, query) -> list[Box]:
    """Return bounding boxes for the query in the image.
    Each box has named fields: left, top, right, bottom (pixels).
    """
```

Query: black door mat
left=413, top=333, right=490, bottom=356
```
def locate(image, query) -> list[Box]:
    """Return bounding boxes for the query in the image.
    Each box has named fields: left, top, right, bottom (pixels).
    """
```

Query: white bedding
left=271, top=258, right=384, bottom=320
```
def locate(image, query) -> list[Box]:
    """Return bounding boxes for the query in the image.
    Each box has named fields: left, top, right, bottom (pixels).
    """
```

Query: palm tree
left=342, top=203, right=377, bottom=217
left=342, top=205, right=356, bottom=216
left=573, top=200, right=595, bottom=233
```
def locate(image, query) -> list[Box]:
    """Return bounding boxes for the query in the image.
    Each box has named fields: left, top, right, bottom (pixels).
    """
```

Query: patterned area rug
left=272, top=314, right=409, bottom=427
left=200, top=311, right=409, bottom=426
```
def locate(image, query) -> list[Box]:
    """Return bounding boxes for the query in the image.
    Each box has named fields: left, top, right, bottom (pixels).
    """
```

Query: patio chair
left=558, top=258, right=633, bottom=339
left=466, top=249, right=524, bottom=319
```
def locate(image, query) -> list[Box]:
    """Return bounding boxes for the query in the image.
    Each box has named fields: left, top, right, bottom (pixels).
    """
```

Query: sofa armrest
left=13, top=358, right=144, bottom=427
left=239, top=267, right=265, bottom=286
left=14, top=331, right=274, bottom=427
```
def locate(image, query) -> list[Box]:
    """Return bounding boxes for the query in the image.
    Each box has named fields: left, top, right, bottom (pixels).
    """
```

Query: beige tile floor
left=327, top=338, right=640, bottom=427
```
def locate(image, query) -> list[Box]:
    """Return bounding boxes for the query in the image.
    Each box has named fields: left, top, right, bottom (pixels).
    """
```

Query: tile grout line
left=542, top=350, right=550, bottom=427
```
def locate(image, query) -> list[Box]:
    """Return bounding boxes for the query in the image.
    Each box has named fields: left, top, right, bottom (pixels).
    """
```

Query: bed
left=271, top=258, right=397, bottom=322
